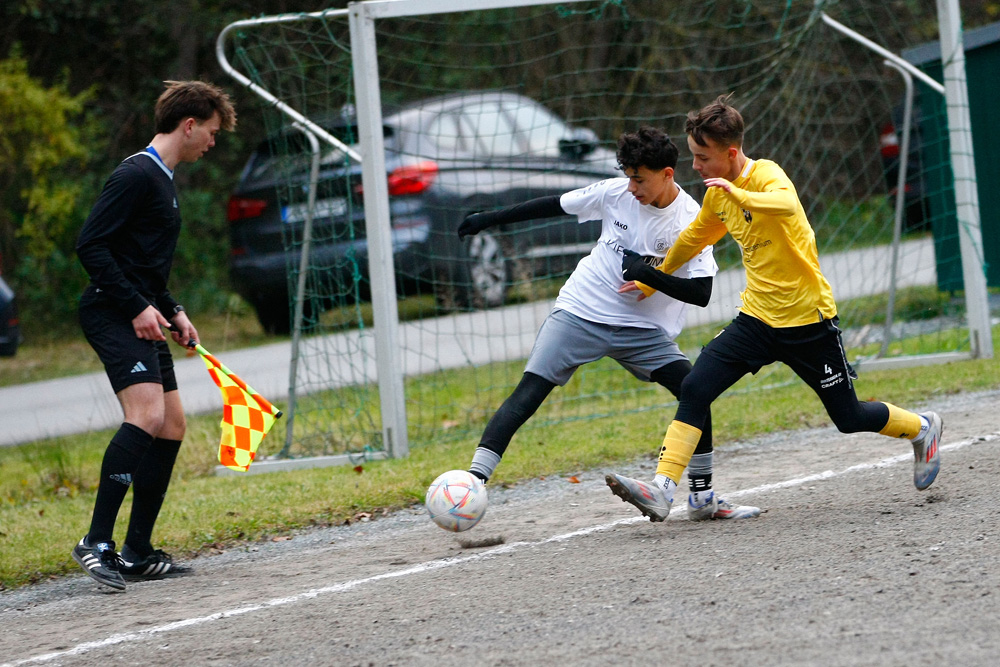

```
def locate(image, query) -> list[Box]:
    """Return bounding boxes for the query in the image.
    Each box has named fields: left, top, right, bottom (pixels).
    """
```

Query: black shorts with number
left=79, top=287, right=177, bottom=395
left=703, top=312, right=856, bottom=390
left=675, top=312, right=885, bottom=434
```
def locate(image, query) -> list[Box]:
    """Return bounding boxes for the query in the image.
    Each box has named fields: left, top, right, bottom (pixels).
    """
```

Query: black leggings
left=675, top=314, right=889, bottom=434
left=479, top=359, right=712, bottom=457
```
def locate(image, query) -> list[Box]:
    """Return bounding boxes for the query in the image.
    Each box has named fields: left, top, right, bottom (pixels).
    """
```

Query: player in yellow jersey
left=605, top=95, right=942, bottom=522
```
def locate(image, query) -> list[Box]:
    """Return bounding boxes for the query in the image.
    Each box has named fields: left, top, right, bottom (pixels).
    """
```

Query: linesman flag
left=194, top=344, right=283, bottom=472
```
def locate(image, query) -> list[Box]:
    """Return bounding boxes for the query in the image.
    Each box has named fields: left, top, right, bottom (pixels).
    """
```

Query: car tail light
left=227, top=197, right=268, bottom=222
left=388, top=161, right=438, bottom=195
left=879, top=123, right=900, bottom=159
left=355, top=161, right=439, bottom=197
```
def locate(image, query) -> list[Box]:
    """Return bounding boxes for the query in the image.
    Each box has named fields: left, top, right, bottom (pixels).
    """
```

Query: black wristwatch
left=172, top=304, right=185, bottom=316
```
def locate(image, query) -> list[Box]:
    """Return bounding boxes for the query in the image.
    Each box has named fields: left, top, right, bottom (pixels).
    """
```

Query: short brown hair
left=685, top=94, right=744, bottom=148
left=154, top=80, right=237, bottom=135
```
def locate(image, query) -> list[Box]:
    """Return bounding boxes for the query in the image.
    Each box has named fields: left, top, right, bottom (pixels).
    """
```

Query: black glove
left=621, top=248, right=654, bottom=282
left=620, top=248, right=714, bottom=306
left=458, top=211, right=495, bottom=239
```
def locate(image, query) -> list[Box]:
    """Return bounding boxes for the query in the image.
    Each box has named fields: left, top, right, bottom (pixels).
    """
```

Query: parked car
left=0, top=273, right=20, bottom=357
left=227, top=91, right=620, bottom=333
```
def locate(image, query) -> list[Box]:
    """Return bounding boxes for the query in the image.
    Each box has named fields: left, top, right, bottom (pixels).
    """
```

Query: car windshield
left=411, top=95, right=575, bottom=160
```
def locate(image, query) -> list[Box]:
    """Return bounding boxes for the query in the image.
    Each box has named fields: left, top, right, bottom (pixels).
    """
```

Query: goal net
left=222, top=0, right=986, bottom=461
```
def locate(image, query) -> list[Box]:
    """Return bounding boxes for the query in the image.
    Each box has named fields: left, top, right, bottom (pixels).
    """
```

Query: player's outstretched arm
left=458, top=195, right=565, bottom=239
left=620, top=249, right=712, bottom=307
left=704, top=175, right=798, bottom=216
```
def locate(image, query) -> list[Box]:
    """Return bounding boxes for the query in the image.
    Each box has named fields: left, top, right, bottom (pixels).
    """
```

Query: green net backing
left=225, top=0, right=984, bottom=461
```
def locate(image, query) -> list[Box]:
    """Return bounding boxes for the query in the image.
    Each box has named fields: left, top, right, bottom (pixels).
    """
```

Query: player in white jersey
left=457, top=126, right=759, bottom=521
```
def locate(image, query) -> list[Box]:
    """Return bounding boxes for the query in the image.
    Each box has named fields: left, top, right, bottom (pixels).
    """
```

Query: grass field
left=1, top=322, right=997, bottom=590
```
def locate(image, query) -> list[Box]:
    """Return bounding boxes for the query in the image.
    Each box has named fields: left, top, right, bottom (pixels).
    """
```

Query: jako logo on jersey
left=715, top=210, right=727, bottom=222
left=614, top=219, right=628, bottom=230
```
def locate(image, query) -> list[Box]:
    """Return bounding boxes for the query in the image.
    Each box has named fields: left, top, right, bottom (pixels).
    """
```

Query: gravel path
left=3, top=388, right=999, bottom=666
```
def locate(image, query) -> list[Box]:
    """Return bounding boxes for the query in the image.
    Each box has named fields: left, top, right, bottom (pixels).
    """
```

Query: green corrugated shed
left=903, top=21, right=999, bottom=292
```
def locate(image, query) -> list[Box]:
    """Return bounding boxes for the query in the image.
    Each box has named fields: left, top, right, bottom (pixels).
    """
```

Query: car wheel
left=252, top=286, right=323, bottom=336
left=466, top=230, right=508, bottom=308
left=433, top=230, right=509, bottom=312
left=254, top=298, right=291, bottom=335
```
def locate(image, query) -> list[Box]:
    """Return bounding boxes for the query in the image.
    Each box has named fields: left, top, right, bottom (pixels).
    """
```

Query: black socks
left=125, top=438, right=183, bottom=558
left=87, top=423, right=154, bottom=543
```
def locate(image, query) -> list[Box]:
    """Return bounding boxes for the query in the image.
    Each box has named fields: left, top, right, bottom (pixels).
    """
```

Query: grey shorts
left=524, top=309, right=687, bottom=386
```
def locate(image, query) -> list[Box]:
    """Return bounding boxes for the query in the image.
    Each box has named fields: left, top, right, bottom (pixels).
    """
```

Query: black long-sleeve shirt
left=77, top=152, right=182, bottom=320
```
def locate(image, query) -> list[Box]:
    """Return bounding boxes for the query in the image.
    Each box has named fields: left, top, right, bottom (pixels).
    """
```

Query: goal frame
left=215, top=0, right=990, bottom=468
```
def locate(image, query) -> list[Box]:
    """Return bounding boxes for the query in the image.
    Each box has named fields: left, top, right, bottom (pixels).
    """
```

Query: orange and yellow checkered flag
left=194, top=344, right=282, bottom=472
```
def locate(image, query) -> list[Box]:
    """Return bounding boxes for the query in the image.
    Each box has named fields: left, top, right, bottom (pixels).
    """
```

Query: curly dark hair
left=685, top=94, right=744, bottom=148
left=616, top=126, right=678, bottom=172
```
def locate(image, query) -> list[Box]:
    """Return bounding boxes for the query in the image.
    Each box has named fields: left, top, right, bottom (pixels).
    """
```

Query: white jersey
left=555, top=178, right=717, bottom=339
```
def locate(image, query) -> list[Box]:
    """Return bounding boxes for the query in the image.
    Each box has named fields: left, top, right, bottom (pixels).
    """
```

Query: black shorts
left=702, top=312, right=856, bottom=394
left=79, top=292, right=177, bottom=395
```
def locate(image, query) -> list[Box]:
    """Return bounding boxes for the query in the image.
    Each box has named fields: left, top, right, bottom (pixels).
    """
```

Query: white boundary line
left=6, top=432, right=998, bottom=666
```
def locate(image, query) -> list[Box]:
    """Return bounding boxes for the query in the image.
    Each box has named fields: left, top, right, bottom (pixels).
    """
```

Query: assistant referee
left=72, top=81, right=236, bottom=590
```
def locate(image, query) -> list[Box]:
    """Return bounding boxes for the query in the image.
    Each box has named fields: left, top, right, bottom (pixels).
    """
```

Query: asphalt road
left=0, top=238, right=935, bottom=446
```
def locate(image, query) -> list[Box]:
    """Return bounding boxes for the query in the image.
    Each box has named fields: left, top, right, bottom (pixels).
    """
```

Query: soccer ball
left=425, top=469, right=488, bottom=532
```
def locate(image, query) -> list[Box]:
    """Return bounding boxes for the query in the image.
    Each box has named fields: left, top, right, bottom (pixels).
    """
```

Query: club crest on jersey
left=742, top=208, right=752, bottom=223
left=654, top=238, right=667, bottom=252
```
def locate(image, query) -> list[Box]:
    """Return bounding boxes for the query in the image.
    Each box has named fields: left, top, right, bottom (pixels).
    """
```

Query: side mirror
left=558, top=127, right=599, bottom=160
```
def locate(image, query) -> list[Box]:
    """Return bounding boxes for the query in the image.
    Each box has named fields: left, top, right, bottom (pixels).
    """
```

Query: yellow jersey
left=642, top=158, right=837, bottom=327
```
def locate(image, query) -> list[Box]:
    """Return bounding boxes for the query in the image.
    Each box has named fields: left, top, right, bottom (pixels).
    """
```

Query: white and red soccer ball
left=425, top=469, right=488, bottom=532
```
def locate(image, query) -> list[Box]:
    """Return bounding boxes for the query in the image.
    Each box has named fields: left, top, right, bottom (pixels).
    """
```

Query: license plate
left=282, top=197, right=347, bottom=223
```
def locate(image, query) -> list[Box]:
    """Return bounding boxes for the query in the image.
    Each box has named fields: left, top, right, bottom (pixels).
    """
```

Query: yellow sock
left=879, top=402, right=922, bottom=440
left=654, top=420, right=702, bottom=484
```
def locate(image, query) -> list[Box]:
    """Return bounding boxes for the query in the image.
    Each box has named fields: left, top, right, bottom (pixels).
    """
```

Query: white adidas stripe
left=121, top=559, right=171, bottom=577
left=144, top=562, right=170, bottom=576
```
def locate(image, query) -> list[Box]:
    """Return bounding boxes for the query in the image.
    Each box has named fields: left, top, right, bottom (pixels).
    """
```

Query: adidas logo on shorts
left=130, top=361, right=148, bottom=373
left=109, top=473, right=133, bottom=486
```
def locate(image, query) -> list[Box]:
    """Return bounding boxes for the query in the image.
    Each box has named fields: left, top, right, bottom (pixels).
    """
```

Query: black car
left=227, top=91, right=619, bottom=333
left=0, top=273, right=20, bottom=357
